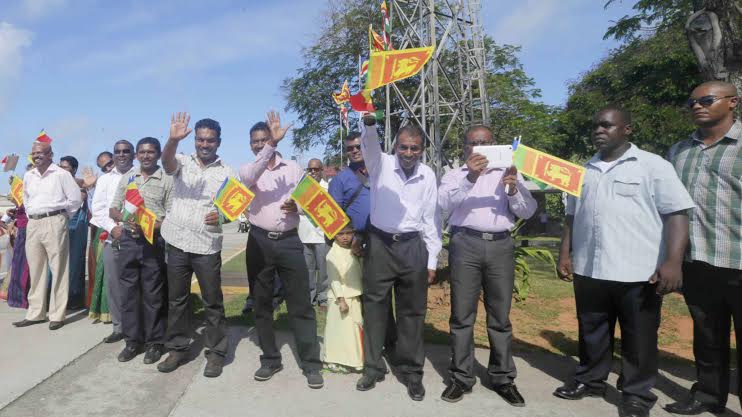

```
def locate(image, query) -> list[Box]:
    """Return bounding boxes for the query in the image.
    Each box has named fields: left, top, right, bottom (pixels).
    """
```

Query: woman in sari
left=58, top=156, right=89, bottom=309
left=88, top=228, right=110, bottom=322
left=6, top=206, right=30, bottom=308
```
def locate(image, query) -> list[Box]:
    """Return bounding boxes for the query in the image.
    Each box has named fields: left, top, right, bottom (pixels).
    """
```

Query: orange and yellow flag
left=213, top=177, right=254, bottom=222
left=332, top=80, right=351, bottom=105
left=10, top=175, right=23, bottom=206
left=137, top=207, right=157, bottom=244
left=291, top=175, right=349, bottom=239
left=513, top=145, right=585, bottom=197
left=366, top=46, right=434, bottom=90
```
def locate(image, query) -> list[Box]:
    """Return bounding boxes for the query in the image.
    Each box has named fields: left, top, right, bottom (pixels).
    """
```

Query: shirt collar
left=587, top=143, right=639, bottom=168
left=267, top=153, right=286, bottom=171
left=133, top=166, right=163, bottom=180
left=31, top=162, right=61, bottom=178
left=690, top=119, right=742, bottom=143
left=393, top=155, right=422, bottom=180
left=190, top=153, right=223, bottom=168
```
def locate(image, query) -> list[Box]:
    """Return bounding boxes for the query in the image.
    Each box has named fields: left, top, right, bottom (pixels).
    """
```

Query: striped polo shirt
left=668, top=120, right=742, bottom=270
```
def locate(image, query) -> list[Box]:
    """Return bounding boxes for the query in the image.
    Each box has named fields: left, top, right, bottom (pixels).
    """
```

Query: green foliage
left=557, top=26, right=702, bottom=159
left=603, top=0, right=694, bottom=42
left=513, top=239, right=558, bottom=302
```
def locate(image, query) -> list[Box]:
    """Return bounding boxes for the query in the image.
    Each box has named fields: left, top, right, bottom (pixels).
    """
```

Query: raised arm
left=360, top=115, right=382, bottom=177
left=240, top=111, right=293, bottom=187
left=505, top=170, right=538, bottom=220
left=162, top=112, right=193, bottom=175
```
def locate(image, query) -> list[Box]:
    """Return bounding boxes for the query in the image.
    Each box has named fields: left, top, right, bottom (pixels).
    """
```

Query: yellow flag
left=10, top=175, right=23, bottom=206
left=366, top=47, right=434, bottom=90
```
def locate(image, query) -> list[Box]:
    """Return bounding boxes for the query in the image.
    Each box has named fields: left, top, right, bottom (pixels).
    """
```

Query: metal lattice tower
left=385, top=0, right=490, bottom=176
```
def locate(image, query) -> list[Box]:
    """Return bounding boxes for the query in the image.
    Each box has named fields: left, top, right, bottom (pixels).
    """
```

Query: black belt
left=28, top=209, right=65, bottom=220
left=451, top=226, right=510, bottom=241
left=250, top=225, right=298, bottom=240
left=369, top=224, right=419, bottom=243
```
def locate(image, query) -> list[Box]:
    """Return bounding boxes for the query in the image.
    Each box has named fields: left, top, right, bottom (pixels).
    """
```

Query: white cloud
left=0, top=22, right=33, bottom=114
left=21, top=0, right=67, bottom=19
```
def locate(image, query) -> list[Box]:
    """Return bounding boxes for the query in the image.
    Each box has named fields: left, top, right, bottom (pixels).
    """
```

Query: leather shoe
left=103, top=332, right=124, bottom=343
left=441, top=381, right=471, bottom=403
left=493, top=383, right=525, bottom=407
left=620, top=400, right=649, bottom=417
left=203, top=354, right=224, bottom=378
left=356, top=374, right=385, bottom=391
left=665, top=398, right=725, bottom=415
left=143, top=345, right=164, bottom=365
left=49, top=321, right=64, bottom=330
left=305, top=371, right=324, bottom=389
left=12, top=319, right=45, bottom=328
left=254, top=364, right=284, bottom=381
left=117, top=344, right=143, bottom=362
left=407, top=381, right=425, bottom=401
left=553, top=382, right=606, bottom=400
left=157, top=351, right=189, bottom=373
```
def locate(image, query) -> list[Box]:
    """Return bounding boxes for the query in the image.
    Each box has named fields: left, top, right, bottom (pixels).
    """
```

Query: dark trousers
left=573, top=275, right=662, bottom=408
left=246, top=230, right=321, bottom=372
left=362, top=231, right=428, bottom=382
left=683, top=261, right=742, bottom=408
left=117, top=233, right=166, bottom=347
left=448, top=232, right=516, bottom=388
left=164, top=245, right=228, bottom=357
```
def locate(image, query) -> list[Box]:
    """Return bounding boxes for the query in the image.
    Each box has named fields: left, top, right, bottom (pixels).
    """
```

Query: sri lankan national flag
left=137, top=207, right=157, bottom=244
left=369, top=25, right=386, bottom=52
left=291, top=175, right=349, bottom=239
left=122, top=177, right=144, bottom=221
left=366, top=47, right=434, bottom=90
left=513, top=145, right=585, bottom=197
left=332, top=80, right=351, bottom=105
left=213, top=177, right=255, bottom=222
left=36, top=129, right=52, bottom=143
left=10, top=175, right=23, bottom=205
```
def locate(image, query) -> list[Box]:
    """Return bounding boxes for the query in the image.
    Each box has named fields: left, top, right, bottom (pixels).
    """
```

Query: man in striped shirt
left=665, top=81, right=742, bottom=416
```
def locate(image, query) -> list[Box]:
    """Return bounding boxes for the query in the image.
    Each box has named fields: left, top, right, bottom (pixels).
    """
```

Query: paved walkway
left=1, top=224, right=740, bottom=416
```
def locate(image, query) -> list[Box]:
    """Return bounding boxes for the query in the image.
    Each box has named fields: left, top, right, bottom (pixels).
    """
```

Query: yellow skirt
left=323, top=296, right=364, bottom=369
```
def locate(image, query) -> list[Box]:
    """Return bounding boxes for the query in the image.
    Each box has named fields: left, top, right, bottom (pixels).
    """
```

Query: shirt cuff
left=459, top=174, right=476, bottom=190
left=427, top=253, right=439, bottom=270
left=506, top=185, right=527, bottom=206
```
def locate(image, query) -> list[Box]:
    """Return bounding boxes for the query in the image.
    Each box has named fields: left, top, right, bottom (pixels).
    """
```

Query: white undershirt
left=592, top=159, right=619, bottom=173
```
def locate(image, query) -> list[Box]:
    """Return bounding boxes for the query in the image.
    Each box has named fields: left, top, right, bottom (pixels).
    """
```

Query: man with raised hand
left=158, top=113, right=236, bottom=378
left=240, top=111, right=323, bottom=389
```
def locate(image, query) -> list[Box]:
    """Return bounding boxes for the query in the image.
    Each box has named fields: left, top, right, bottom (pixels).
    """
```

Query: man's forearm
left=663, top=211, right=689, bottom=263
left=162, top=138, right=180, bottom=174
left=559, top=216, right=573, bottom=258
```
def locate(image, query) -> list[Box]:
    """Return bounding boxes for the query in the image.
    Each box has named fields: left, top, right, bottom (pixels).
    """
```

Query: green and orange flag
left=213, top=177, right=255, bottom=222
left=10, top=175, right=23, bottom=205
left=366, top=46, right=434, bottom=90
left=137, top=207, right=157, bottom=244
left=122, top=178, right=144, bottom=222
left=291, top=175, right=349, bottom=239
left=513, top=145, right=585, bottom=197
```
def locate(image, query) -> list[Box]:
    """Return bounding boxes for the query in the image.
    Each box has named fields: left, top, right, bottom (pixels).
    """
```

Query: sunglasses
left=113, top=148, right=132, bottom=155
left=345, top=145, right=361, bottom=152
left=687, top=95, right=735, bottom=108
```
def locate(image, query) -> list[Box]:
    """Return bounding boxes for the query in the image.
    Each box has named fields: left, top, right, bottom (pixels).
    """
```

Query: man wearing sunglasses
left=90, top=141, right=135, bottom=343
left=298, top=158, right=330, bottom=309
left=665, top=81, right=742, bottom=416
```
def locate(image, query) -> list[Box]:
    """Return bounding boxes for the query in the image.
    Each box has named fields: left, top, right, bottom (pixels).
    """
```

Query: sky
left=0, top=0, right=637, bottom=193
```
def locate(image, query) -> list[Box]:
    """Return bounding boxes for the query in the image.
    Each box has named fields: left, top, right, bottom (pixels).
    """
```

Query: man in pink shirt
left=438, top=125, right=537, bottom=406
left=239, top=111, right=323, bottom=389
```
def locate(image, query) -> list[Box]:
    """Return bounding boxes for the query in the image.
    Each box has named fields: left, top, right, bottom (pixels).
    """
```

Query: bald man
left=666, top=81, right=742, bottom=415
left=13, top=142, right=82, bottom=330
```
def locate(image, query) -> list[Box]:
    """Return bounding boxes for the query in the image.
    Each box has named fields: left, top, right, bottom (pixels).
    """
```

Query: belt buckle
left=391, top=233, right=401, bottom=242
left=482, top=232, right=494, bottom=241
left=267, top=231, right=280, bottom=240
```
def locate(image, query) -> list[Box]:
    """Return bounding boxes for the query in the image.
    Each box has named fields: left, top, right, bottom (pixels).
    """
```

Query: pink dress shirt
left=438, top=166, right=537, bottom=233
left=239, top=144, right=304, bottom=232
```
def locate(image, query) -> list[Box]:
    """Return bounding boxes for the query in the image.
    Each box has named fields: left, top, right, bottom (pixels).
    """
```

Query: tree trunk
left=686, top=1, right=742, bottom=104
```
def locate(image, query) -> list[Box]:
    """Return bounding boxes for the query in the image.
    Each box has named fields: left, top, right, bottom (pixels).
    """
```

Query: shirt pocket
left=613, top=176, right=641, bottom=197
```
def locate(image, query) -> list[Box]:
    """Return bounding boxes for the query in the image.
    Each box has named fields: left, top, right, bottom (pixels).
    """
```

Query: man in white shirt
left=355, top=115, right=441, bottom=401
left=90, top=140, right=135, bottom=343
left=13, top=141, right=82, bottom=330
left=298, top=158, right=330, bottom=308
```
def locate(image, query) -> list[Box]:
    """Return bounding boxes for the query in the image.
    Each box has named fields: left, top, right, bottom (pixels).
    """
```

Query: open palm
left=267, top=111, right=293, bottom=144
left=169, top=112, right=193, bottom=141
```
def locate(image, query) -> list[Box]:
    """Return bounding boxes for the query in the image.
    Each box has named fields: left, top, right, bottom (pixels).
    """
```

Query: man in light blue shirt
left=554, top=107, right=694, bottom=417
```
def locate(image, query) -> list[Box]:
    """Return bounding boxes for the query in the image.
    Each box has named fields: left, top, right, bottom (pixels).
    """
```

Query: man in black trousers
left=109, top=137, right=173, bottom=364
left=355, top=115, right=441, bottom=401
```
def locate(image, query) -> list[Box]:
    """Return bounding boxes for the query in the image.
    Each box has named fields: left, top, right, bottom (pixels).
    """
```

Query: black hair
left=195, top=118, right=222, bottom=138
left=60, top=155, right=79, bottom=171
left=136, top=137, right=162, bottom=155
left=463, top=125, right=493, bottom=144
left=396, top=124, right=425, bottom=147
left=97, top=151, right=113, bottom=160
left=249, top=121, right=270, bottom=138
left=597, top=105, right=632, bottom=125
left=114, top=140, right=134, bottom=152
left=344, top=131, right=362, bottom=142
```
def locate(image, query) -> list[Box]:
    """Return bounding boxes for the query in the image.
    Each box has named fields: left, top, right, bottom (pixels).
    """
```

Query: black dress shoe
left=620, top=400, right=649, bottom=417
left=143, top=345, right=164, bottom=365
left=254, top=364, right=283, bottom=381
left=665, top=398, right=725, bottom=415
left=157, top=351, right=189, bottom=373
left=12, top=319, right=45, bottom=328
left=356, top=374, right=385, bottom=391
left=204, top=354, right=224, bottom=378
left=553, top=382, right=606, bottom=400
left=441, top=381, right=471, bottom=403
left=49, top=321, right=64, bottom=330
left=493, top=383, right=525, bottom=407
left=407, top=381, right=425, bottom=401
left=117, top=344, right=143, bottom=362
left=103, top=332, right=124, bottom=343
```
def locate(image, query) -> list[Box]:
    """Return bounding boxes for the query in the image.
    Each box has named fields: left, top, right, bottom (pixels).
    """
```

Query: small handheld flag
left=122, top=177, right=145, bottom=221
left=10, top=176, right=23, bottom=206
left=213, top=177, right=255, bottom=222
left=513, top=144, right=585, bottom=197
left=36, top=129, right=52, bottom=143
left=137, top=207, right=157, bottom=244
left=291, top=174, right=349, bottom=239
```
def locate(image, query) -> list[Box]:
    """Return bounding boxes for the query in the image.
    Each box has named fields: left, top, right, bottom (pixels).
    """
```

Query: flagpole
left=339, top=109, right=343, bottom=167
left=358, top=55, right=363, bottom=127
left=384, top=0, right=392, bottom=151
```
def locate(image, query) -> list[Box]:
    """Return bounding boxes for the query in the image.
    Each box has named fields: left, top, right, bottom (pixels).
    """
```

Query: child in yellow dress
left=323, top=224, right=364, bottom=371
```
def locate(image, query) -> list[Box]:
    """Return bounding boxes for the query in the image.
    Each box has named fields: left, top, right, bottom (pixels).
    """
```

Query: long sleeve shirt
left=328, top=165, right=370, bottom=231
left=90, top=166, right=132, bottom=233
left=438, top=166, right=537, bottom=232
left=239, top=144, right=304, bottom=232
left=23, top=163, right=82, bottom=217
left=360, top=126, right=442, bottom=270
left=326, top=245, right=363, bottom=300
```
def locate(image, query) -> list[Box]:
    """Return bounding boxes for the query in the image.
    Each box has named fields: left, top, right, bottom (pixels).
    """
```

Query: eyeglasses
left=687, top=95, right=736, bottom=108
left=345, top=145, right=361, bottom=152
left=307, top=167, right=322, bottom=172
left=113, top=149, right=132, bottom=155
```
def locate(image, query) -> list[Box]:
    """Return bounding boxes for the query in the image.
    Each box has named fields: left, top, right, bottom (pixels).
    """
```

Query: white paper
left=472, top=145, right=513, bottom=169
